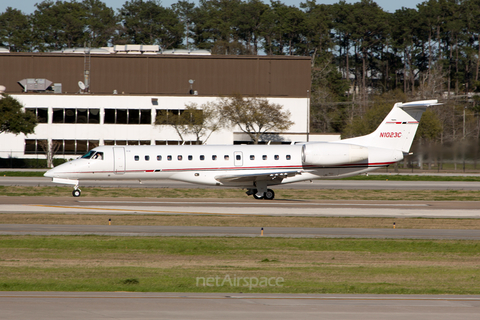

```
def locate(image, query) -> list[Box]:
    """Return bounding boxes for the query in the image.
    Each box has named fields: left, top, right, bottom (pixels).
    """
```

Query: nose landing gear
left=72, top=186, right=81, bottom=197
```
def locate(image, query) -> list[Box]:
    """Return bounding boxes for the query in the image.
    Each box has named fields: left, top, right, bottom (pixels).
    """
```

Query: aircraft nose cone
left=44, top=168, right=55, bottom=178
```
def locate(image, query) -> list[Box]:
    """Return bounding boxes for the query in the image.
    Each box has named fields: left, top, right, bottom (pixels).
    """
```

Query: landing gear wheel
left=253, top=190, right=264, bottom=200
left=264, top=189, right=275, bottom=200
left=72, top=189, right=81, bottom=197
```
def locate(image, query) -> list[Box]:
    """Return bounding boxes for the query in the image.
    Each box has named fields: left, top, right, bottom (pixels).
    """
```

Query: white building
left=0, top=94, right=339, bottom=161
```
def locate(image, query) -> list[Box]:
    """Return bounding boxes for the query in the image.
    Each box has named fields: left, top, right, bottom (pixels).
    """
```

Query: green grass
left=2, top=185, right=480, bottom=201
left=0, top=171, right=46, bottom=177
left=0, top=236, right=479, bottom=294
left=344, top=174, right=480, bottom=181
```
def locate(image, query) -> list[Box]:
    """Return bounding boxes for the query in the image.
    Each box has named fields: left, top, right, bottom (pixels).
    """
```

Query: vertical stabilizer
left=341, top=100, right=438, bottom=153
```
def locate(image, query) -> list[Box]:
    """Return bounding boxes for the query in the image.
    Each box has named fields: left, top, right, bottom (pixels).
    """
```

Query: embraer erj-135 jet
left=45, top=100, right=438, bottom=200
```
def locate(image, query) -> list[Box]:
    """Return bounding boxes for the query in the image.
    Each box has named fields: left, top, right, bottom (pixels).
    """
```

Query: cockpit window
left=93, top=152, right=103, bottom=160
left=81, top=150, right=96, bottom=159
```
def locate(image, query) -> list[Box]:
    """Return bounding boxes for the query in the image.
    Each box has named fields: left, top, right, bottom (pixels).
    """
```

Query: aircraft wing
left=215, top=170, right=302, bottom=184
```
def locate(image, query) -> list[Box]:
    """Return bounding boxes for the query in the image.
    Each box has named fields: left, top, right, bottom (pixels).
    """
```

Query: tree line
left=2, top=0, right=480, bottom=167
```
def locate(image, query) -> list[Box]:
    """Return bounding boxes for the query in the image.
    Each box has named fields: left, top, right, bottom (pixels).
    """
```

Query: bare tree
left=39, top=140, right=61, bottom=168
left=155, top=103, right=221, bottom=144
left=216, top=94, right=293, bottom=144
left=183, top=102, right=222, bottom=144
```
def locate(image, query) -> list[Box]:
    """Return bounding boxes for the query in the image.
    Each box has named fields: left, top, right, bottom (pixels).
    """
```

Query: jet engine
left=301, top=143, right=369, bottom=166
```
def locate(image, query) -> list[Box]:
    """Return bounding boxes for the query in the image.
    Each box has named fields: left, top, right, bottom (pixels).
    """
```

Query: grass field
left=2, top=213, right=480, bottom=230
left=2, top=185, right=480, bottom=201
left=0, top=236, right=479, bottom=294
left=2, top=172, right=479, bottom=294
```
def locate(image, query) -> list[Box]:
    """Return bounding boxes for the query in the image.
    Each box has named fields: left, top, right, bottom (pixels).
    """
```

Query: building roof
left=0, top=53, right=311, bottom=98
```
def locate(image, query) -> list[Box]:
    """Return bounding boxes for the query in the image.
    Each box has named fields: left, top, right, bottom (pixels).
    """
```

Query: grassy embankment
left=1, top=213, right=480, bottom=230
left=0, top=236, right=479, bottom=294
left=1, top=185, right=480, bottom=201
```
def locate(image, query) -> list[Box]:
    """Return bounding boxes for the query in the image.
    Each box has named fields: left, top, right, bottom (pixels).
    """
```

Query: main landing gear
left=247, top=188, right=275, bottom=200
left=72, top=186, right=81, bottom=197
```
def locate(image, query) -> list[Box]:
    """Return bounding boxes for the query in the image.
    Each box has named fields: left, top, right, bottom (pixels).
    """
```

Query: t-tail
left=341, top=100, right=439, bottom=153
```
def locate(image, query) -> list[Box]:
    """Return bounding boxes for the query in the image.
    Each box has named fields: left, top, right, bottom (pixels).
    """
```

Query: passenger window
left=286, top=155, right=291, bottom=160
left=178, top=155, right=183, bottom=161
left=274, top=155, right=279, bottom=160
left=212, top=155, right=217, bottom=160
left=224, top=155, right=229, bottom=160
left=200, top=155, right=205, bottom=160
left=236, top=155, right=241, bottom=161
left=250, top=155, right=255, bottom=160
left=262, top=155, right=267, bottom=160
left=167, top=155, right=172, bottom=161
left=134, top=155, right=139, bottom=161
left=145, top=155, right=150, bottom=161
left=157, top=155, right=162, bottom=161
left=188, top=155, right=193, bottom=160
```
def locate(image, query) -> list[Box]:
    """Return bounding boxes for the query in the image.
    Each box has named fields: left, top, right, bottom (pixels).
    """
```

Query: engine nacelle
left=302, top=143, right=369, bottom=166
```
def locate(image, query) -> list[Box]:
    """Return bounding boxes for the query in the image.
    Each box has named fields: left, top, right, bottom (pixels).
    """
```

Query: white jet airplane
left=44, top=100, right=438, bottom=199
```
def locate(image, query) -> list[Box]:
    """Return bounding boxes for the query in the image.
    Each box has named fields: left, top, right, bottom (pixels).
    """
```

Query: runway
left=2, top=176, right=480, bottom=190
left=1, top=196, right=479, bottom=218
left=1, top=292, right=479, bottom=320
left=1, top=223, right=479, bottom=239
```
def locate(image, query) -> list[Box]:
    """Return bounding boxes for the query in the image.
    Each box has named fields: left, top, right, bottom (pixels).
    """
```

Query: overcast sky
left=2, top=0, right=425, bottom=15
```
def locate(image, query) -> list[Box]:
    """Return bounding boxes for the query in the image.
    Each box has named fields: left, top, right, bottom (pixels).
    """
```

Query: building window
left=116, top=109, right=127, bottom=124
left=24, top=140, right=99, bottom=156
left=156, top=109, right=187, bottom=125
left=52, top=108, right=64, bottom=123
left=104, top=109, right=115, bottom=124
left=77, top=109, right=88, bottom=123
left=24, top=139, right=46, bottom=154
left=26, top=139, right=99, bottom=155
left=64, top=109, right=76, bottom=123
left=26, top=108, right=48, bottom=123
left=104, top=109, right=150, bottom=124
left=64, top=140, right=76, bottom=154
left=76, top=140, right=88, bottom=154
left=89, top=109, right=100, bottom=123
left=140, top=110, right=151, bottom=124
left=51, top=108, right=100, bottom=124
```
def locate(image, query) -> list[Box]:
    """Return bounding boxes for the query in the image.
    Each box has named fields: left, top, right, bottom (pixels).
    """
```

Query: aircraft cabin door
left=234, top=151, right=243, bottom=166
left=113, top=147, right=125, bottom=174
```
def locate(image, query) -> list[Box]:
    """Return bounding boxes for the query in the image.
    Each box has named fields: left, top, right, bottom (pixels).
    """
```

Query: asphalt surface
left=1, top=292, right=479, bottom=320
left=3, top=176, right=480, bottom=190
left=1, top=196, right=479, bottom=218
